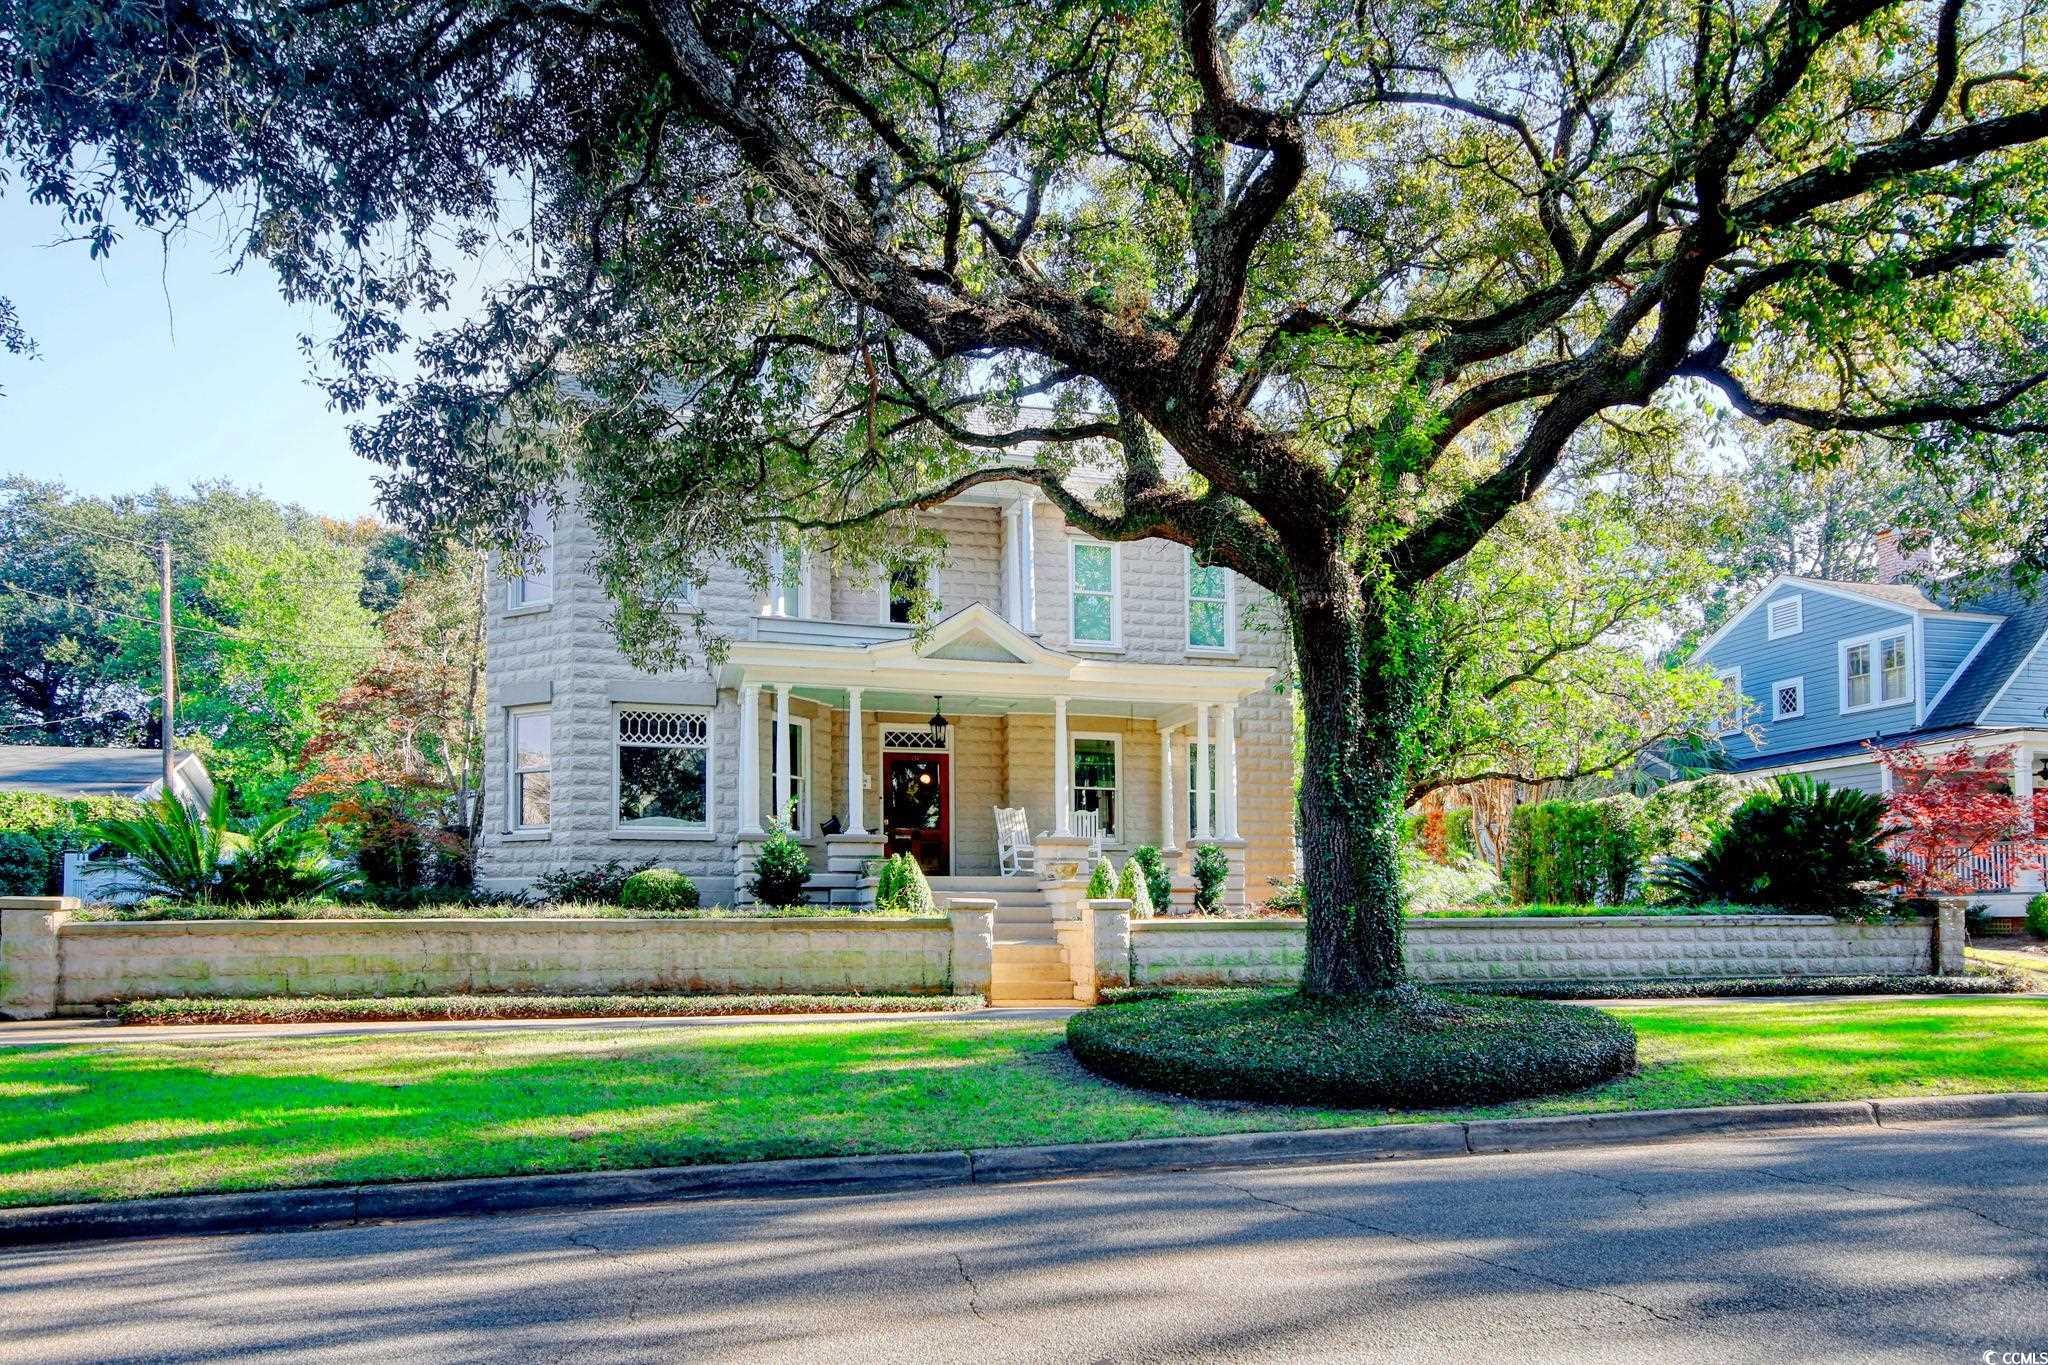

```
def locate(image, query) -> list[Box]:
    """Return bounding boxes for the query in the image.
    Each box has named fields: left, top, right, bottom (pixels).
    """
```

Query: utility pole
left=157, top=536, right=175, bottom=795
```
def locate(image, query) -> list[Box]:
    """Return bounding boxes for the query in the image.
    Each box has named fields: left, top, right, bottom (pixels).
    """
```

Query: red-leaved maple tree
left=1872, top=742, right=2047, bottom=896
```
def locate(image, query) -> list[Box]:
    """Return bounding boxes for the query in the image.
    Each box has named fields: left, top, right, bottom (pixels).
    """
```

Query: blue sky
left=0, top=196, right=381, bottom=519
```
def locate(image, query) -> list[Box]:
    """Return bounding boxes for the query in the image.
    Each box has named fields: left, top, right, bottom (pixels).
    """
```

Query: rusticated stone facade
left=478, top=479, right=1296, bottom=905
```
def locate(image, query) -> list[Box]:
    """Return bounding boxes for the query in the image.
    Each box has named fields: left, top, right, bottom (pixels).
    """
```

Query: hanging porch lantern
left=927, top=696, right=949, bottom=744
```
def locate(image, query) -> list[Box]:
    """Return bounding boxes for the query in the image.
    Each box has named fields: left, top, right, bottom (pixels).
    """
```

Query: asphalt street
left=3, top=1119, right=2045, bottom=1362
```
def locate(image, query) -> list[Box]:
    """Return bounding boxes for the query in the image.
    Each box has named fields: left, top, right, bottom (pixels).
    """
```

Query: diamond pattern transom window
left=618, top=709, right=709, bottom=747
left=882, top=727, right=947, bottom=751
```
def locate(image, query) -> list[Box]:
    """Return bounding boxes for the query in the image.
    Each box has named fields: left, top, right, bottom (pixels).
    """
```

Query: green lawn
left=3, top=997, right=2045, bottom=1208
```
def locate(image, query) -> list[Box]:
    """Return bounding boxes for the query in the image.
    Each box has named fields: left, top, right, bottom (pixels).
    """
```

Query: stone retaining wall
left=31, top=913, right=955, bottom=1013
left=1128, top=915, right=1940, bottom=987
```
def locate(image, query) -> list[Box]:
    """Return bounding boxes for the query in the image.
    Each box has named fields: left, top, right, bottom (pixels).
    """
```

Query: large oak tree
left=8, top=0, right=2047, bottom=993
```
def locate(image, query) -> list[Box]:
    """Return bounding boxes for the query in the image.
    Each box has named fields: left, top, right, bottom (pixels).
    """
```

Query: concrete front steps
left=931, top=876, right=1081, bottom=1005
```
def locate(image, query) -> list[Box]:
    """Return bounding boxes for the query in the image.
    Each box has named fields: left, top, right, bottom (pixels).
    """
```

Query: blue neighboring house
left=1692, top=549, right=2048, bottom=919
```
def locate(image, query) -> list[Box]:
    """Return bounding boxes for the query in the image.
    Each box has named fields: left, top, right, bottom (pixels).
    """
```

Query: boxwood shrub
left=1067, top=988, right=1636, bottom=1107
left=620, top=868, right=700, bottom=911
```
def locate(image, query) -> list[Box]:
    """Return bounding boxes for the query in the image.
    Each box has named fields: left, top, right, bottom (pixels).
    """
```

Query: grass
left=3, top=996, right=2047, bottom=1209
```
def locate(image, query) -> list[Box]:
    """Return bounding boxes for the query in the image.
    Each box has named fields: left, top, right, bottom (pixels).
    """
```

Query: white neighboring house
left=0, top=745, right=216, bottom=904
left=478, top=474, right=1296, bottom=910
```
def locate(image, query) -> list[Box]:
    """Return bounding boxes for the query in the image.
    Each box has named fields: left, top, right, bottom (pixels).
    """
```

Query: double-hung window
left=1187, top=741, right=1217, bottom=835
left=1186, top=552, right=1235, bottom=653
left=1713, top=667, right=1745, bottom=737
left=783, top=718, right=812, bottom=834
left=1841, top=630, right=1911, bottom=712
left=1070, top=541, right=1120, bottom=647
left=508, top=503, right=553, bottom=609
left=508, top=707, right=552, bottom=831
left=764, top=542, right=810, bottom=618
left=884, top=565, right=922, bottom=625
left=1072, top=735, right=1120, bottom=840
left=616, top=706, right=713, bottom=831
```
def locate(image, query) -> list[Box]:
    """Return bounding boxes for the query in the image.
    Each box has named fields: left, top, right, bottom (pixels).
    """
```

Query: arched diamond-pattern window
left=619, top=709, right=710, bottom=747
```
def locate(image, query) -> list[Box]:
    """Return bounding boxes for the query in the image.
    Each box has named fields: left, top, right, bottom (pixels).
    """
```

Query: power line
left=2, top=506, right=160, bottom=553
left=0, top=581, right=389, bottom=657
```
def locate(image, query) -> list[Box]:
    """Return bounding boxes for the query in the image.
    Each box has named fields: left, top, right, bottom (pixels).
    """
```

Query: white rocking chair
left=994, top=807, right=1038, bottom=877
left=1071, top=808, right=1106, bottom=860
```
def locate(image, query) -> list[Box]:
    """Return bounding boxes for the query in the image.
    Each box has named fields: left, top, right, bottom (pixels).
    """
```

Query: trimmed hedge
left=620, top=868, right=700, bottom=910
left=115, top=992, right=986, bottom=1025
left=1066, top=988, right=1636, bottom=1107
left=1505, top=797, right=1640, bottom=904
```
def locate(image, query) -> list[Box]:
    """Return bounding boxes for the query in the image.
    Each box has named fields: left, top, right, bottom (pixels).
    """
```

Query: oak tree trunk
left=1290, top=556, right=1423, bottom=997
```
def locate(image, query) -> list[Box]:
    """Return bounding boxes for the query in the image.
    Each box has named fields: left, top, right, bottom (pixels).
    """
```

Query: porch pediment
left=868, top=603, right=1071, bottom=675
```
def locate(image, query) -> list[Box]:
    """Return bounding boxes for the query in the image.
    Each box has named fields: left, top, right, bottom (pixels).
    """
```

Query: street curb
left=6, top=1091, right=2046, bottom=1248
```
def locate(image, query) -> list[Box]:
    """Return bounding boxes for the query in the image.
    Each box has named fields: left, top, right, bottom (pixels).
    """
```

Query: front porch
left=719, top=604, right=1272, bottom=910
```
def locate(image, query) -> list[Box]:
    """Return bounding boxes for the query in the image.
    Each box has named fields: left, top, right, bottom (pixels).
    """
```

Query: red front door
left=883, top=753, right=950, bottom=875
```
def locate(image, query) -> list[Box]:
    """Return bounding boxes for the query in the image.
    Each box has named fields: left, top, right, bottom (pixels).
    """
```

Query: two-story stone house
left=477, top=474, right=1294, bottom=914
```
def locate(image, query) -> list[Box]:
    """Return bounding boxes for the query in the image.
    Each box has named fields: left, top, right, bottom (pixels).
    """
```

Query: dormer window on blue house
left=1841, top=629, right=1910, bottom=712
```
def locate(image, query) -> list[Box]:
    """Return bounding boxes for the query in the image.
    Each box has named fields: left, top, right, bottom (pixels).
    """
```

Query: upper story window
left=616, top=706, right=713, bottom=831
left=508, top=706, right=552, bottom=831
left=885, top=565, right=922, bottom=625
left=1842, top=629, right=1911, bottom=712
left=1713, top=667, right=1745, bottom=737
left=1766, top=595, right=1804, bottom=639
left=507, top=503, right=554, bottom=609
left=1772, top=676, right=1806, bottom=721
left=1186, top=551, right=1235, bottom=653
left=1070, top=541, right=1121, bottom=647
left=763, top=542, right=811, bottom=618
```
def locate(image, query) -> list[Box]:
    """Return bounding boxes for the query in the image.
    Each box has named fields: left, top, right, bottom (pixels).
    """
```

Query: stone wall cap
left=65, top=914, right=949, bottom=934
left=1411, top=913, right=1841, bottom=929
left=1135, top=917, right=1304, bottom=931
left=0, top=898, right=79, bottom=911
left=1087, top=898, right=1134, bottom=911
left=945, top=898, right=998, bottom=912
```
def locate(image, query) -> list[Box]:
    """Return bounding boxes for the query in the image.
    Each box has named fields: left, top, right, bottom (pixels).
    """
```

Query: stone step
left=994, top=941, right=1065, bottom=964
left=931, top=876, right=1042, bottom=893
left=993, top=964, right=1074, bottom=990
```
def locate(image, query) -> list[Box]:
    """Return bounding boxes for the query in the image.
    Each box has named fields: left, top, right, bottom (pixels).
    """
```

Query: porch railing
left=1894, top=839, right=2040, bottom=892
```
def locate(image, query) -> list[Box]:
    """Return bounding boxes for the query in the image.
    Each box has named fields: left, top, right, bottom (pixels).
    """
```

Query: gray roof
left=1924, top=578, right=2048, bottom=727
left=0, top=746, right=200, bottom=799
left=1725, top=725, right=2011, bottom=773
left=1809, top=579, right=1946, bottom=612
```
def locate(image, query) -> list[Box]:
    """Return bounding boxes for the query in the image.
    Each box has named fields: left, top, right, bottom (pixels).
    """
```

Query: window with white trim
left=1186, top=552, right=1235, bottom=652
left=508, top=503, right=554, bottom=609
left=615, top=706, right=712, bottom=830
left=1766, top=595, right=1803, bottom=640
left=1069, top=541, right=1120, bottom=646
left=763, top=542, right=810, bottom=618
left=508, top=707, right=552, bottom=831
left=1713, top=667, right=1746, bottom=737
left=1841, top=629, right=1911, bottom=712
left=1187, top=741, right=1217, bottom=835
left=1772, top=676, right=1806, bottom=721
left=884, top=565, right=922, bottom=625
left=1072, top=734, right=1120, bottom=840
left=783, top=717, right=812, bottom=835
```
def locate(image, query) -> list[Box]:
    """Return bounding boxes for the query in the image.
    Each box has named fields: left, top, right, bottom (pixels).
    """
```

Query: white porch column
left=1218, top=702, right=1239, bottom=839
left=844, top=687, right=867, bottom=836
left=1053, top=695, right=1072, bottom=836
left=1017, top=496, right=1038, bottom=633
left=738, top=683, right=763, bottom=835
left=1195, top=703, right=1214, bottom=841
left=772, top=683, right=793, bottom=829
left=1159, top=726, right=1179, bottom=852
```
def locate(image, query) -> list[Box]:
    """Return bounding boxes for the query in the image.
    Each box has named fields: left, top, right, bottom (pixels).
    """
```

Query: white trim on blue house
left=1838, top=626, right=1914, bottom=716
left=1693, top=572, right=2004, bottom=665
left=1927, top=618, right=2005, bottom=720
left=1770, top=676, right=1806, bottom=720
left=1975, top=624, right=2048, bottom=724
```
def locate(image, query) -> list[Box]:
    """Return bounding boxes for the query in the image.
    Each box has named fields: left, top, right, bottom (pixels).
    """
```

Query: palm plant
left=91, top=791, right=355, bottom=905
left=90, top=790, right=237, bottom=902
left=1650, top=775, right=1901, bottom=916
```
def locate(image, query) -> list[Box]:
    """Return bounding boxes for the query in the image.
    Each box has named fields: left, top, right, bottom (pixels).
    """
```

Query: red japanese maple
left=1873, top=742, right=2046, bottom=896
